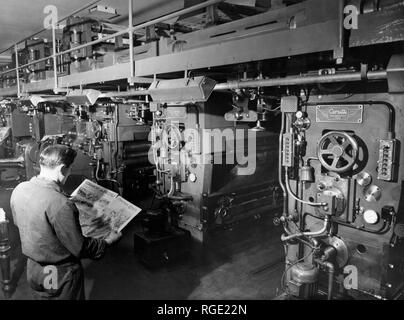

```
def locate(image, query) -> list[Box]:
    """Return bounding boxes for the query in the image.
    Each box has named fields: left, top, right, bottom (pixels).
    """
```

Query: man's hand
left=104, top=230, right=122, bottom=245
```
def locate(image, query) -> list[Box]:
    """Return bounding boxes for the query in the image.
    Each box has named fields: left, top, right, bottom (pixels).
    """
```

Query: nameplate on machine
left=315, top=105, right=363, bottom=123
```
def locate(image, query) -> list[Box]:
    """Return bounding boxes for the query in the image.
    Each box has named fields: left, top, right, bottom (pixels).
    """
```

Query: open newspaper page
left=70, top=179, right=141, bottom=239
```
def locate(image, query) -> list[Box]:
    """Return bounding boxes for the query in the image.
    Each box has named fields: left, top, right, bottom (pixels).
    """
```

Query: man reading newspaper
left=70, top=179, right=141, bottom=240
left=10, top=145, right=123, bottom=300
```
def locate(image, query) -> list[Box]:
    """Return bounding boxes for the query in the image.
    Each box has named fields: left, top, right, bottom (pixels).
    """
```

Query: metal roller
left=123, top=158, right=151, bottom=167
left=123, top=142, right=150, bottom=153
left=123, top=151, right=149, bottom=160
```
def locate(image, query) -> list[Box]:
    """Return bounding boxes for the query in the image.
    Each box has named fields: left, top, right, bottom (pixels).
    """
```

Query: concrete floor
left=0, top=180, right=285, bottom=300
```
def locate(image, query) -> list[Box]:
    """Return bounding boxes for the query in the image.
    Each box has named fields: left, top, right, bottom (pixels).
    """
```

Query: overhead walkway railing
left=0, top=0, right=225, bottom=97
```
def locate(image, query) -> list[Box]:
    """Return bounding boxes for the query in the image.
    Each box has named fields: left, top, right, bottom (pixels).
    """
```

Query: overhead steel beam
left=135, top=20, right=340, bottom=77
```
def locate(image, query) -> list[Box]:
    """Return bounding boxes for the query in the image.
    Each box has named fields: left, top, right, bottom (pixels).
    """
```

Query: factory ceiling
left=0, top=0, right=189, bottom=53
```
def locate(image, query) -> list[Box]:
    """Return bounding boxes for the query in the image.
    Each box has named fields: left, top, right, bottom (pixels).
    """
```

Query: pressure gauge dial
left=363, top=209, right=379, bottom=225
left=189, top=173, right=197, bottom=183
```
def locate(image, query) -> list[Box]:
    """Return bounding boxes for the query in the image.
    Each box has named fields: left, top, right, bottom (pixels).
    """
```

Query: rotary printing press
left=0, top=0, right=403, bottom=300
left=18, top=92, right=153, bottom=199
left=129, top=0, right=404, bottom=298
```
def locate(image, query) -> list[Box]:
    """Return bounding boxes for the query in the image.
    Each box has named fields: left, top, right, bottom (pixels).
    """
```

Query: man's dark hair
left=39, top=144, right=77, bottom=169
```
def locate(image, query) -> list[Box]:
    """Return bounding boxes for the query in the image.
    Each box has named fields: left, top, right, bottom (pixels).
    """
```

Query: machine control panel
left=377, top=139, right=397, bottom=181
left=282, top=133, right=294, bottom=167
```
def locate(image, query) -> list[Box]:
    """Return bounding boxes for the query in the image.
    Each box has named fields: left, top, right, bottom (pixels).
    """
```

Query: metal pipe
left=213, top=70, right=388, bottom=90
left=281, top=215, right=330, bottom=242
left=14, top=45, right=20, bottom=97
left=52, top=25, right=58, bottom=92
left=315, top=259, right=335, bottom=300
left=4, top=67, right=386, bottom=88
left=128, top=0, right=134, bottom=84
left=99, top=90, right=150, bottom=98
left=114, top=104, right=120, bottom=178
left=1, top=56, right=55, bottom=76
left=338, top=0, right=345, bottom=49
left=278, top=113, right=297, bottom=237
left=336, top=0, right=346, bottom=64
left=278, top=112, right=288, bottom=216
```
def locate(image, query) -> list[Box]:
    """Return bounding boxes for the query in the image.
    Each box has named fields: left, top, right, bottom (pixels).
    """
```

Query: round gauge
left=363, top=209, right=379, bottom=225
left=296, top=111, right=303, bottom=119
left=364, top=185, right=381, bottom=202
left=357, top=172, right=372, bottom=187
left=189, top=173, right=197, bottom=183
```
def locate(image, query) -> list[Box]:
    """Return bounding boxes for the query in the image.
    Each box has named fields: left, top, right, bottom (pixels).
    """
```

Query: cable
left=263, top=106, right=281, bottom=112
left=278, top=113, right=287, bottom=216
left=281, top=248, right=315, bottom=296
left=162, top=124, right=181, bottom=149
left=303, top=211, right=393, bottom=235
left=95, top=159, right=101, bottom=180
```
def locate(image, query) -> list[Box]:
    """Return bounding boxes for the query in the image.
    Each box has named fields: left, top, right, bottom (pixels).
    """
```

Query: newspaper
left=70, top=179, right=141, bottom=239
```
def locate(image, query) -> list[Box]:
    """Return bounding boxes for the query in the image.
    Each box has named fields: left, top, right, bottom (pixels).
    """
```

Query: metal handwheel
left=317, top=131, right=358, bottom=173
